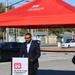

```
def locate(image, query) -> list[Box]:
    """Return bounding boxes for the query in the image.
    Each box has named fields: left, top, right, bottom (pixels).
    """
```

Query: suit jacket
left=19, top=40, right=41, bottom=68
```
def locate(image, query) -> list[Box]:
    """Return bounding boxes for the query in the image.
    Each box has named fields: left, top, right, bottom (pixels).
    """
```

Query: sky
left=0, top=0, right=75, bottom=7
left=0, top=0, right=31, bottom=7
left=63, top=0, right=75, bottom=6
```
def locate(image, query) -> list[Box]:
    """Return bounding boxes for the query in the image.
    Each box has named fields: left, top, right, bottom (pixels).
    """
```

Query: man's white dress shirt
left=27, top=41, right=32, bottom=53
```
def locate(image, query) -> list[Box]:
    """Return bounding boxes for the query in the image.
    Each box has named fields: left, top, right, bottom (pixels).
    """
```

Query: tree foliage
left=0, top=3, right=5, bottom=13
left=0, top=3, right=14, bottom=14
left=49, top=28, right=75, bottom=38
left=8, top=5, right=14, bottom=11
left=20, top=29, right=27, bottom=36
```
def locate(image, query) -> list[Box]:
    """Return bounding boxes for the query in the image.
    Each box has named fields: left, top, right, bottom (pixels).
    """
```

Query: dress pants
left=33, top=68, right=37, bottom=75
left=29, top=60, right=37, bottom=75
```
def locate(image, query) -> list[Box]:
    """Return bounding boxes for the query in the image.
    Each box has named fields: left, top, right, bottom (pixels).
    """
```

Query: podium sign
left=12, top=58, right=28, bottom=75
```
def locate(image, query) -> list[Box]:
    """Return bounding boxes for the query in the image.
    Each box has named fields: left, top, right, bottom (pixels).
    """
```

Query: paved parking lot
left=0, top=52, right=75, bottom=75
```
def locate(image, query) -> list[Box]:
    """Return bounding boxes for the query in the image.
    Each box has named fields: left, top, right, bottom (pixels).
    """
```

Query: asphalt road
left=0, top=52, right=75, bottom=75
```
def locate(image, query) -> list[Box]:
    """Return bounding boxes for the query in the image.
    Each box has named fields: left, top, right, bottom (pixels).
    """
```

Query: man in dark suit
left=19, top=33, right=41, bottom=75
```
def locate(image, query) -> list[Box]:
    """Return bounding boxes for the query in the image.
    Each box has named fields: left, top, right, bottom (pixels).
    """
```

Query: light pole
left=5, top=0, right=9, bottom=42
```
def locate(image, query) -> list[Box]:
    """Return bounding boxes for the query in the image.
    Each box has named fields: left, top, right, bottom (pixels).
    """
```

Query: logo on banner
left=28, top=4, right=45, bottom=11
left=14, top=63, right=22, bottom=69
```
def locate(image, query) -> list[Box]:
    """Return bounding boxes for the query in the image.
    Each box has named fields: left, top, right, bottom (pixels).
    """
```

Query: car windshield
left=65, top=39, right=72, bottom=43
left=0, top=42, right=5, bottom=48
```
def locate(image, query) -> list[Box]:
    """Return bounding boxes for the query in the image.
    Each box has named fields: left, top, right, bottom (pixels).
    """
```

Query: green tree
left=0, top=3, right=5, bottom=13
left=8, top=5, right=14, bottom=11
left=0, top=3, right=14, bottom=13
left=20, top=29, right=27, bottom=36
left=49, top=28, right=75, bottom=38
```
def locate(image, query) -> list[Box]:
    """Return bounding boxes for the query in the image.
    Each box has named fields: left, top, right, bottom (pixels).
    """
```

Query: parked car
left=34, top=40, right=41, bottom=45
left=0, top=42, right=22, bottom=62
left=61, top=39, right=75, bottom=48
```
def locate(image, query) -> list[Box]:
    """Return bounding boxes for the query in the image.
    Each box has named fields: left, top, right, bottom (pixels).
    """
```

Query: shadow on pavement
left=0, top=60, right=11, bottom=63
left=37, top=69, right=75, bottom=75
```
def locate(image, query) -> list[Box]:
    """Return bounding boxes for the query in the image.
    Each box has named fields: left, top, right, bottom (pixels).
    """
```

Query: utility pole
left=47, top=28, right=49, bottom=44
left=5, top=0, right=9, bottom=42
left=31, top=29, right=34, bottom=39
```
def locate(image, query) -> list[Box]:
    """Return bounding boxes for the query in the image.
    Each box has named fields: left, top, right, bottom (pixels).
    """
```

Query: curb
left=41, top=50, right=75, bottom=52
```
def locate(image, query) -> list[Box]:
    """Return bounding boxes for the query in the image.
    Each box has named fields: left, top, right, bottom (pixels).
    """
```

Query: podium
left=11, top=58, right=29, bottom=75
left=12, top=58, right=34, bottom=75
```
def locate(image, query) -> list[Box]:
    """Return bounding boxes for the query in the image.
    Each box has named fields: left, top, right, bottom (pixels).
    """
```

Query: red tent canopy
left=0, top=0, right=75, bottom=28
